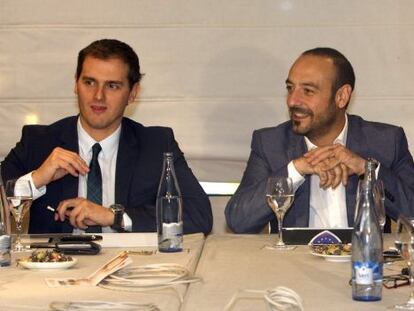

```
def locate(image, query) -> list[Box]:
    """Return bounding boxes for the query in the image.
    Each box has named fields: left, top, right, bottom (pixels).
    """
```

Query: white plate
left=311, top=252, right=351, bottom=262
left=18, top=258, right=78, bottom=270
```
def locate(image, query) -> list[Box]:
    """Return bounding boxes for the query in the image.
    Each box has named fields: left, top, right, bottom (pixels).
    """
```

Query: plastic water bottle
left=156, top=152, right=183, bottom=252
left=351, top=159, right=383, bottom=301
left=0, top=164, right=11, bottom=267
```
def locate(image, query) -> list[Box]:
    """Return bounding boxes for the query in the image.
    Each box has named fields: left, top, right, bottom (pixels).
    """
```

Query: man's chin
left=291, top=121, right=310, bottom=136
left=83, top=118, right=111, bottom=131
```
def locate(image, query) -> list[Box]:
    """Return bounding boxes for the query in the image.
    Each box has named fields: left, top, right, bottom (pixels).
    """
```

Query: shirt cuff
left=19, top=171, right=46, bottom=200
left=122, top=212, right=132, bottom=232
left=287, top=161, right=306, bottom=192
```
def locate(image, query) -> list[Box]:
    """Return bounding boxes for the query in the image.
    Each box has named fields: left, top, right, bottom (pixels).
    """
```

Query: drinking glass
left=393, top=216, right=414, bottom=309
left=5, top=179, right=33, bottom=252
left=265, top=177, right=295, bottom=250
left=373, top=180, right=386, bottom=231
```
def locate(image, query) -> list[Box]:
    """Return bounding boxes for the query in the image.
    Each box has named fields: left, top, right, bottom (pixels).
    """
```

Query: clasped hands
left=293, top=144, right=366, bottom=189
left=31, top=147, right=114, bottom=229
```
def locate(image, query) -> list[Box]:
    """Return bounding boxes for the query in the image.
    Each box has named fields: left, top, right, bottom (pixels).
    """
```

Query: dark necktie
left=86, top=143, right=102, bottom=233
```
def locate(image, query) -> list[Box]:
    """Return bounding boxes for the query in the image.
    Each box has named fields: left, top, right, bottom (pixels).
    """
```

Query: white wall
left=1, top=0, right=414, bottom=183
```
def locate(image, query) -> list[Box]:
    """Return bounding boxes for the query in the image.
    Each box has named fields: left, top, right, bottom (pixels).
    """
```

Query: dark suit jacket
left=2, top=116, right=212, bottom=234
left=225, top=114, right=414, bottom=233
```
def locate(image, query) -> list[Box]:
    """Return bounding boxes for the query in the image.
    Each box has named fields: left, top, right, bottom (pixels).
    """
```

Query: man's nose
left=94, top=86, right=104, bottom=101
left=287, top=90, right=299, bottom=108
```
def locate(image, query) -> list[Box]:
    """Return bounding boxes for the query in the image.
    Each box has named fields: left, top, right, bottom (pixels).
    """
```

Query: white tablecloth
left=183, top=234, right=411, bottom=311
left=0, top=233, right=205, bottom=311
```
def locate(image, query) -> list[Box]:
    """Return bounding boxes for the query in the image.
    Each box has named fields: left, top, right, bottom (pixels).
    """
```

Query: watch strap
left=110, top=204, right=125, bottom=232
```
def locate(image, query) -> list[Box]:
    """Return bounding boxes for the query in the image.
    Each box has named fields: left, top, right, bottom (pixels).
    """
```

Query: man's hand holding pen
left=52, top=198, right=115, bottom=230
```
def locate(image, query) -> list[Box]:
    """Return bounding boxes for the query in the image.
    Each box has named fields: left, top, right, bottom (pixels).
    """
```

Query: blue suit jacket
left=225, top=114, right=414, bottom=233
left=2, top=116, right=212, bottom=234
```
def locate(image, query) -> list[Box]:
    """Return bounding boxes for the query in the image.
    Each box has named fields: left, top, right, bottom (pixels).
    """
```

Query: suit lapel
left=115, top=120, right=140, bottom=208
left=286, top=132, right=311, bottom=227
left=58, top=117, right=79, bottom=232
left=345, top=115, right=368, bottom=226
left=287, top=133, right=307, bottom=162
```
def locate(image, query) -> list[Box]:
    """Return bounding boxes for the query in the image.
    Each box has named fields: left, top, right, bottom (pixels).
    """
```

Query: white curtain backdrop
left=1, top=0, right=414, bottom=184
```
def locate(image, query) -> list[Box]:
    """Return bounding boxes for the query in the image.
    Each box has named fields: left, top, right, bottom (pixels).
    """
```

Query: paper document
left=45, top=251, right=132, bottom=287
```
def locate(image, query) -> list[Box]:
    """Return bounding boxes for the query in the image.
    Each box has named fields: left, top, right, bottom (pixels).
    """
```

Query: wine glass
left=373, top=180, right=386, bottom=231
left=265, top=177, right=295, bottom=250
left=393, top=216, right=414, bottom=309
left=5, top=179, right=33, bottom=252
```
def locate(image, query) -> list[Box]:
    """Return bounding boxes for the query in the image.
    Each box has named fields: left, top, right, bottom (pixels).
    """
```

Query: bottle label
left=162, top=222, right=183, bottom=237
left=353, top=261, right=382, bottom=285
left=0, top=235, right=11, bottom=267
left=160, top=222, right=183, bottom=250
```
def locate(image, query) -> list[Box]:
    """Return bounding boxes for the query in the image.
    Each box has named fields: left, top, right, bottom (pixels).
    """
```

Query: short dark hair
left=76, top=39, right=143, bottom=89
left=302, top=47, right=355, bottom=95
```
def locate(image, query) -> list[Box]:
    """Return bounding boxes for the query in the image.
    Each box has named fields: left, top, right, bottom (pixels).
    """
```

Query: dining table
left=183, top=234, right=412, bottom=311
left=0, top=233, right=205, bottom=311
left=0, top=233, right=411, bottom=310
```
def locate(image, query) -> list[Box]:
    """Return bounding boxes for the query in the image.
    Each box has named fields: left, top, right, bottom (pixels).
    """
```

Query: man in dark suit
left=225, top=47, right=414, bottom=233
left=2, top=39, right=212, bottom=234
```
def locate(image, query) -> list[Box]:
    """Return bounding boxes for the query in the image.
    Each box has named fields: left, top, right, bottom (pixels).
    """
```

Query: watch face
left=111, top=204, right=125, bottom=213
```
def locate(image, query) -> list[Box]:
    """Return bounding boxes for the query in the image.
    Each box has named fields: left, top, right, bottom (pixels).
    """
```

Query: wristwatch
left=109, top=204, right=125, bottom=232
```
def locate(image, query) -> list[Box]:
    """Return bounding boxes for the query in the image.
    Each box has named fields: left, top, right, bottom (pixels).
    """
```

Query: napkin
left=45, top=251, right=132, bottom=287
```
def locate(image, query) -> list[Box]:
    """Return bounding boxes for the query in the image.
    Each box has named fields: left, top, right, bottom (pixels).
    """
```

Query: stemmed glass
left=5, top=179, right=33, bottom=252
left=265, top=176, right=295, bottom=250
left=373, top=180, right=386, bottom=231
left=393, top=216, right=414, bottom=309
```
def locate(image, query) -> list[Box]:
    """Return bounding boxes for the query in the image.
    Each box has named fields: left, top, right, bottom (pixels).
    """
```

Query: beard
left=289, top=102, right=338, bottom=140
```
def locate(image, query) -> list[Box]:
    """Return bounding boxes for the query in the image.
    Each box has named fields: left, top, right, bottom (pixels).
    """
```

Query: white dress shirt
left=287, top=115, right=349, bottom=228
left=22, top=118, right=132, bottom=232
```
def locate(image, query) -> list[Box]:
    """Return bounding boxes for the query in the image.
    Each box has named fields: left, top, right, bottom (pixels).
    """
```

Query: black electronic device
left=57, top=235, right=103, bottom=242
left=29, top=241, right=102, bottom=255
left=282, top=228, right=353, bottom=245
left=55, top=241, right=101, bottom=255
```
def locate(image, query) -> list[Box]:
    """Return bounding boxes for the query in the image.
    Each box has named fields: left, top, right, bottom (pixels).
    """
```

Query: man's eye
left=108, top=83, right=120, bottom=89
left=84, top=80, right=94, bottom=86
left=304, top=88, right=314, bottom=95
left=286, top=85, right=293, bottom=93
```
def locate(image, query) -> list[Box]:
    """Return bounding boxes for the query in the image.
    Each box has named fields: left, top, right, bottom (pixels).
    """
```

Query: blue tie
left=86, top=143, right=102, bottom=233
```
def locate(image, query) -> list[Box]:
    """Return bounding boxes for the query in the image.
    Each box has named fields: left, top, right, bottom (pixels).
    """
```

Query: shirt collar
left=304, top=114, right=348, bottom=151
left=77, top=118, right=121, bottom=158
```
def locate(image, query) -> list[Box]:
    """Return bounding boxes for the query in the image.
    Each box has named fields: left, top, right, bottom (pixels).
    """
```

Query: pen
left=47, top=205, right=75, bottom=214
left=46, top=205, right=56, bottom=213
left=47, top=205, right=69, bottom=221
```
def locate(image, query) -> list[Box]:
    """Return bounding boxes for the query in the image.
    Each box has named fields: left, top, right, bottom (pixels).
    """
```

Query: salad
left=310, top=243, right=352, bottom=256
left=25, top=250, right=73, bottom=262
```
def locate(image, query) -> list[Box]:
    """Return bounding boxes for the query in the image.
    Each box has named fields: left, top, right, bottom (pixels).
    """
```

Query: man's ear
left=128, top=83, right=140, bottom=103
left=335, top=84, right=352, bottom=109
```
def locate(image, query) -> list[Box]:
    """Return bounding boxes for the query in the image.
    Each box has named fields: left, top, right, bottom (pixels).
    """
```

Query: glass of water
left=5, top=179, right=33, bottom=252
left=264, top=177, right=295, bottom=250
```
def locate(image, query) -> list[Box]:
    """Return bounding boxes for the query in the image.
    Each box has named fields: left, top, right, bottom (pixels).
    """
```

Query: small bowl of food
left=18, top=250, right=77, bottom=269
left=309, top=243, right=352, bottom=262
